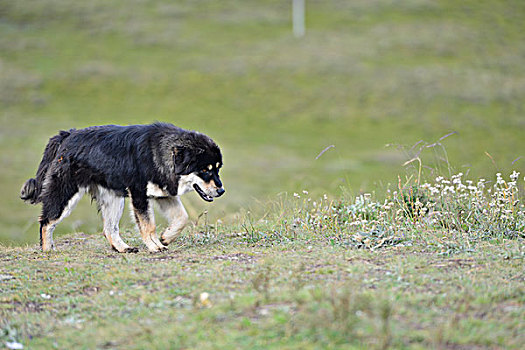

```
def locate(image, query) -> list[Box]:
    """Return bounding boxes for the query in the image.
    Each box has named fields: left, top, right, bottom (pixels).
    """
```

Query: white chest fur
left=146, top=182, right=169, bottom=197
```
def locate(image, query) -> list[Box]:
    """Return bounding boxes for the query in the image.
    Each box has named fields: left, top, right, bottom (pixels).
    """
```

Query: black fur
left=21, top=130, right=71, bottom=204
left=21, top=122, right=222, bottom=228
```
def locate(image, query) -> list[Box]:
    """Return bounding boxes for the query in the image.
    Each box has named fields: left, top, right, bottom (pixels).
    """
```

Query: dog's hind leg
left=39, top=187, right=87, bottom=252
left=92, top=186, right=137, bottom=253
left=156, top=196, right=189, bottom=246
left=130, top=192, right=167, bottom=253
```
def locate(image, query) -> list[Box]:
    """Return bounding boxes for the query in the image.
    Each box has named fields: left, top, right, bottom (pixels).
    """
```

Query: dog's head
left=173, top=132, right=225, bottom=202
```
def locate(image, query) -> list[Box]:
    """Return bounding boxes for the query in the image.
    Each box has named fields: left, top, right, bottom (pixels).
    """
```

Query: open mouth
left=193, top=184, right=214, bottom=202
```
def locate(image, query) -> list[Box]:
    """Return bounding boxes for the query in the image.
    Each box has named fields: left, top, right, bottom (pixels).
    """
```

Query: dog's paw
left=160, top=237, right=172, bottom=246
left=155, top=240, right=168, bottom=251
left=152, top=237, right=168, bottom=251
left=148, top=247, right=163, bottom=253
left=148, top=243, right=168, bottom=253
left=122, top=247, right=139, bottom=253
left=42, top=244, right=56, bottom=252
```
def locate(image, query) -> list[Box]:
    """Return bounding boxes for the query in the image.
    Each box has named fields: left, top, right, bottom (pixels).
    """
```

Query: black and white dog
left=20, top=123, right=225, bottom=253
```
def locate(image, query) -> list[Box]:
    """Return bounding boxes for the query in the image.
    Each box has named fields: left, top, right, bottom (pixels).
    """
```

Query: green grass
left=1, top=229, right=523, bottom=349
left=2, top=169, right=524, bottom=348
left=1, top=0, right=525, bottom=244
left=1, top=1, right=524, bottom=347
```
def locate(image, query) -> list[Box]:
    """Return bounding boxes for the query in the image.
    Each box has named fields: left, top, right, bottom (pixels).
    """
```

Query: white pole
left=293, top=0, right=305, bottom=38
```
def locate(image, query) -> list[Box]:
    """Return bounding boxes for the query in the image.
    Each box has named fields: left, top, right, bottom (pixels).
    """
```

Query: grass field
left=2, top=168, right=524, bottom=348
left=1, top=223, right=523, bottom=349
left=1, top=1, right=524, bottom=348
left=1, top=0, right=524, bottom=244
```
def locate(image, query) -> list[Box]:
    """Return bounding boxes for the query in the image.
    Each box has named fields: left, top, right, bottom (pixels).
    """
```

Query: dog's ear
left=173, top=146, right=203, bottom=174
left=173, top=146, right=188, bottom=174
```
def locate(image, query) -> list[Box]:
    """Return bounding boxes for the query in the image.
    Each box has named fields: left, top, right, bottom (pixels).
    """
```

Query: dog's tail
left=20, top=130, right=72, bottom=204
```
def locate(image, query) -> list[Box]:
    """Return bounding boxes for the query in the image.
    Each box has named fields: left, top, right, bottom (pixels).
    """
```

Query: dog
left=20, top=123, right=225, bottom=253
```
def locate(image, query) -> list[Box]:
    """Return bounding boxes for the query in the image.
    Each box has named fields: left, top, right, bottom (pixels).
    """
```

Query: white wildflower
left=452, top=173, right=463, bottom=184
left=496, top=173, right=505, bottom=185
left=443, top=186, right=455, bottom=194
left=456, top=183, right=467, bottom=192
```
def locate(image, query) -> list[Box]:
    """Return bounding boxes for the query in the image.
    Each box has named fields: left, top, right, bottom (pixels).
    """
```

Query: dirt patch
left=346, top=256, right=386, bottom=266
left=429, top=258, right=484, bottom=271
left=94, top=254, right=122, bottom=259
left=0, top=254, right=21, bottom=262
left=212, top=253, right=257, bottom=263
left=1, top=300, right=45, bottom=313
left=142, top=254, right=182, bottom=262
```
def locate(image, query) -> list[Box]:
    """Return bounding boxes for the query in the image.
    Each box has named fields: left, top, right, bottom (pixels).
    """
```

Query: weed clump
left=418, top=171, right=524, bottom=238
left=289, top=171, right=524, bottom=249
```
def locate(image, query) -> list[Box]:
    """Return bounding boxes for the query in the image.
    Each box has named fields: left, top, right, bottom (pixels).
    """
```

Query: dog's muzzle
left=193, top=184, right=225, bottom=202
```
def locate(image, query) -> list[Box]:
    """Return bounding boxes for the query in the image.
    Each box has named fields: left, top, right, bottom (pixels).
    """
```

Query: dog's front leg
left=156, top=196, right=189, bottom=246
left=130, top=194, right=167, bottom=252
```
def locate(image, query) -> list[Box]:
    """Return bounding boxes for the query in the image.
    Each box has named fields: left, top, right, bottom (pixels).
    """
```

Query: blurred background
left=1, top=0, right=524, bottom=245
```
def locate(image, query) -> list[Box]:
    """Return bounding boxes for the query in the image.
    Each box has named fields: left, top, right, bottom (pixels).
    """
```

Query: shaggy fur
left=20, top=123, right=225, bottom=252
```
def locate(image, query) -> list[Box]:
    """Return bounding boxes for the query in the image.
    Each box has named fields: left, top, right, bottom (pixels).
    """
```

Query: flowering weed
left=285, top=171, right=524, bottom=251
